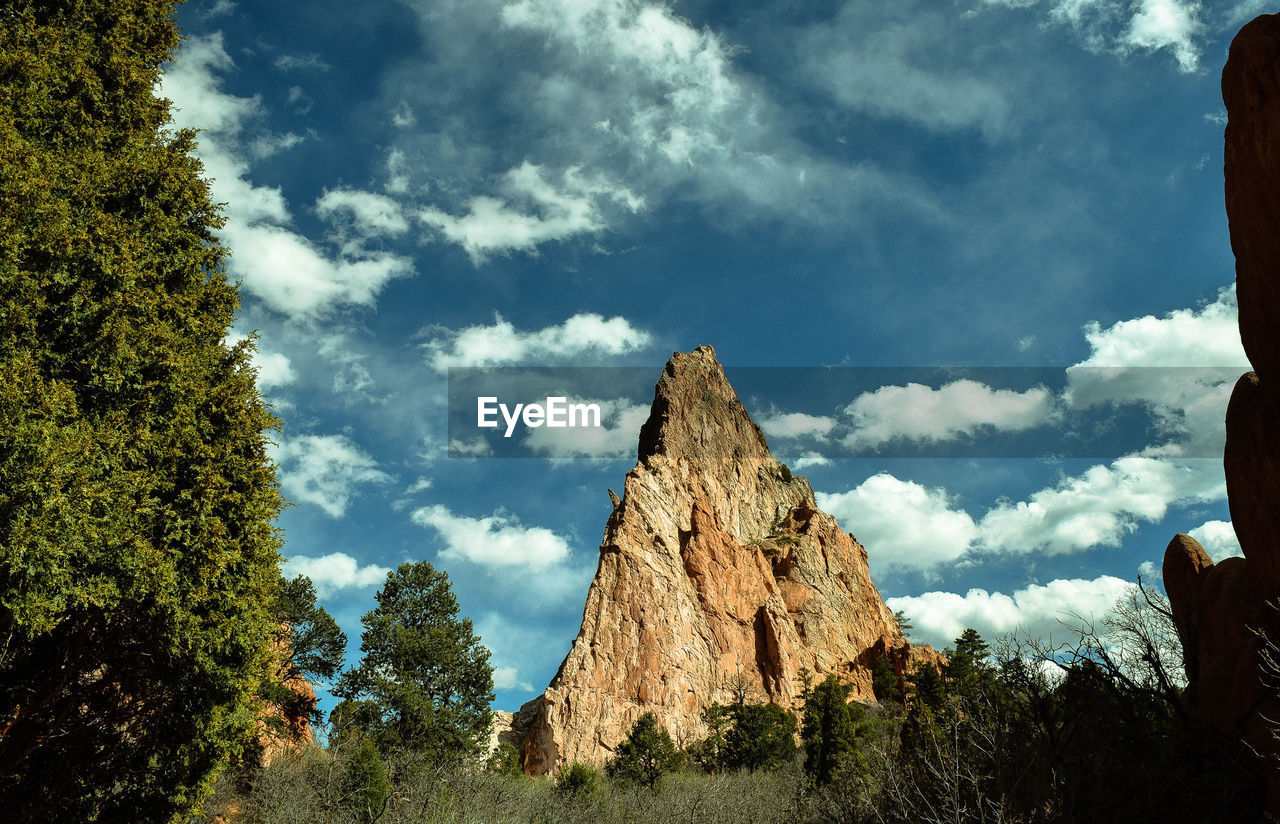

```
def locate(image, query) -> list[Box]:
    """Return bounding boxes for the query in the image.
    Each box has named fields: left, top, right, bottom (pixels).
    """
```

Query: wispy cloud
left=161, top=35, right=412, bottom=319
left=272, top=434, right=391, bottom=518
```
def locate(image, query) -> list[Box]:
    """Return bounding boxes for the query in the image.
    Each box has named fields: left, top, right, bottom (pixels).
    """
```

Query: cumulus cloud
left=818, top=474, right=978, bottom=570
left=161, top=35, right=412, bottom=319
left=842, top=380, right=1057, bottom=449
left=791, top=452, right=832, bottom=470
left=1071, top=286, right=1245, bottom=369
left=411, top=505, right=572, bottom=569
left=316, top=188, right=410, bottom=238
left=888, top=575, right=1132, bottom=650
left=273, top=434, right=391, bottom=518
left=1123, top=0, right=1202, bottom=72
left=284, top=552, right=390, bottom=597
left=419, top=162, right=643, bottom=264
left=977, top=455, right=1224, bottom=555
left=1067, top=286, right=1247, bottom=455
left=424, top=312, right=651, bottom=371
left=524, top=399, right=650, bottom=458
left=1188, top=519, right=1244, bottom=562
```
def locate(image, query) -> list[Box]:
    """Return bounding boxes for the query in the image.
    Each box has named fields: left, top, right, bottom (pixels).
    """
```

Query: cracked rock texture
left=519, top=345, right=937, bottom=773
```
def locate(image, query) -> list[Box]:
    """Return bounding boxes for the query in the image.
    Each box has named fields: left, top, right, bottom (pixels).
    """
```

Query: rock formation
left=253, top=626, right=317, bottom=766
left=1163, top=12, right=1280, bottom=810
left=518, top=345, right=937, bottom=773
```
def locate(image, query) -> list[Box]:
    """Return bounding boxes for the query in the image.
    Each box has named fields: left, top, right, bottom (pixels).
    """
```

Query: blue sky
left=165, top=0, right=1261, bottom=713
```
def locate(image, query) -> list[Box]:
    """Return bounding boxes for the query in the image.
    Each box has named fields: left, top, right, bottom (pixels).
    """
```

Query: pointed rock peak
left=636, top=345, right=771, bottom=465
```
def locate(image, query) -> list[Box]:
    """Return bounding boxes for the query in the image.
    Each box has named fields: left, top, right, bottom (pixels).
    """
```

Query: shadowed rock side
left=519, top=346, right=938, bottom=774
left=1164, top=13, right=1280, bottom=811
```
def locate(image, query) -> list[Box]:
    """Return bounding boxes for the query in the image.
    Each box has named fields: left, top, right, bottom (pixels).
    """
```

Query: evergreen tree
left=605, top=712, right=684, bottom=789
left=801, top=675, right=867, bottom=785
left=0, top=2, right=285, bottom=819
left=724, top=703, right=799, bottom=772
left=334, top=561, right=494, bottom=758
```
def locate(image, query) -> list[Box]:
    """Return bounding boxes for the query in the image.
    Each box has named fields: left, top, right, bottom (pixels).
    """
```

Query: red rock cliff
left=519, top=346, right=934, bottom=773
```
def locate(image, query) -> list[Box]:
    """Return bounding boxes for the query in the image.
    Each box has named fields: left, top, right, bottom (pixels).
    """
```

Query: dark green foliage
left=801, top=675, right=868, bottom=785
left=906, top=658, right=946, bottom=711
left=555, top=761, right=601, bottom=797
left=724, top=703, right=798, bottom=772
left=489, top=742, right=523, bottom=777
left=893, top=609, right=913, bottom=637
left=0, top=1, right=285, bottom=820
left=691, top=701, right=798, bottom=773
left=606, top=712, right=684, bottom=789
left=777, top=462, right=793, bottom=482
left=277, top=574, right=347, bottom=684
left=871, top=654, right=902, bottom=703
left=257, top=575, right=347, bottom=744
left=342, top=740, right=391, bottom=824
left=335, top=561, right=494, bottom=758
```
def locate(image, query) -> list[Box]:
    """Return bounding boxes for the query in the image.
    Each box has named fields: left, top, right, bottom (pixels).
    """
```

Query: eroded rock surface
left=520, top=346, right=934, bottom=773
left=1163, top=13, right=1280, bottom=812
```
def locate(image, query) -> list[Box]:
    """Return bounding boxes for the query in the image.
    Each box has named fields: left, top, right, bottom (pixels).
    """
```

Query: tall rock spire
left=517, top=346, right=936, bottom=773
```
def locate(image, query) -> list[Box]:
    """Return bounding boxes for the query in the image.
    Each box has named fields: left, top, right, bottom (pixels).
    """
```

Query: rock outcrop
left=1163, top=13, right=1280, bottom=811
left=253, top=626, right=317, bottom=766
left=519, top=345, right=935, bottom=773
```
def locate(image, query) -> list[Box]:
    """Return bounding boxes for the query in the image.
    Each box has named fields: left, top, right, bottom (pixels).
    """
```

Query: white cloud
left=791, top=452, right=832, bottom=470
left=405, top=476, right=434, bottom=495
left=1188, top=519, right=1243, bottom=562
left=499, top=0, right=743, bottom=166
left=817, top=474, right=978, bottom=570
left=412, top=505, right=571, bottom=569
left=419, top=162, right=643, bottom=264
left=492, top=665, right=534, bottom=692
left=1123, top=0, right=1201, bottom=72
left=448, top=437, right=494, bottom=458
left=982, top=0, right=1202, bottom=73
left=759, top=412, right=836, bottom=441
left=1071, top=286, right=1245, bottom=369
left=842, top=380, right=1057, bottom=449
left=524, top=399, right=651, bottom=458
left=225, top=330, right=296, bottom=390
left=424, top=312, right=651, bottom=371
left=888, top=575, right=1132, bottom=650
left=1067, top=286, right=1247, bottom=455
left=976, top=455, right=1224, bottom=555
left=161, top=35, right=412, bottom=319
left=316, top=188, right=410, bottom=237
left=273, top=434, right=391, bottom=518
left=284, top=552, right=390, bottom=597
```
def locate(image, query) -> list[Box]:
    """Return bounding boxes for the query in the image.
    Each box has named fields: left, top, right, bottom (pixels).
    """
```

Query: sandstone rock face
left=520, top=346, right=932, bottom=773
left=254, top=627, right=317, bottom=766
left=1163, top=15, right=1280, bottom=812
left=1224, top=14, right=1280, bottom=385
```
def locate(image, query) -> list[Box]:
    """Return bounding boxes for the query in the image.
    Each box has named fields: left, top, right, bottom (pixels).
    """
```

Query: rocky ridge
left=516, top=345, right=938, bottom=773
left=1163, top=12, right=1280, bottom=812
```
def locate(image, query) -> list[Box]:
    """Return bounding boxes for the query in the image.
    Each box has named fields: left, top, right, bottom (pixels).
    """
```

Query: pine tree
left=334, top=561, right=494, bottom=758
left=0, top=2, right=285, bottom=819
left=605, top=712, right=684, bottom=789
